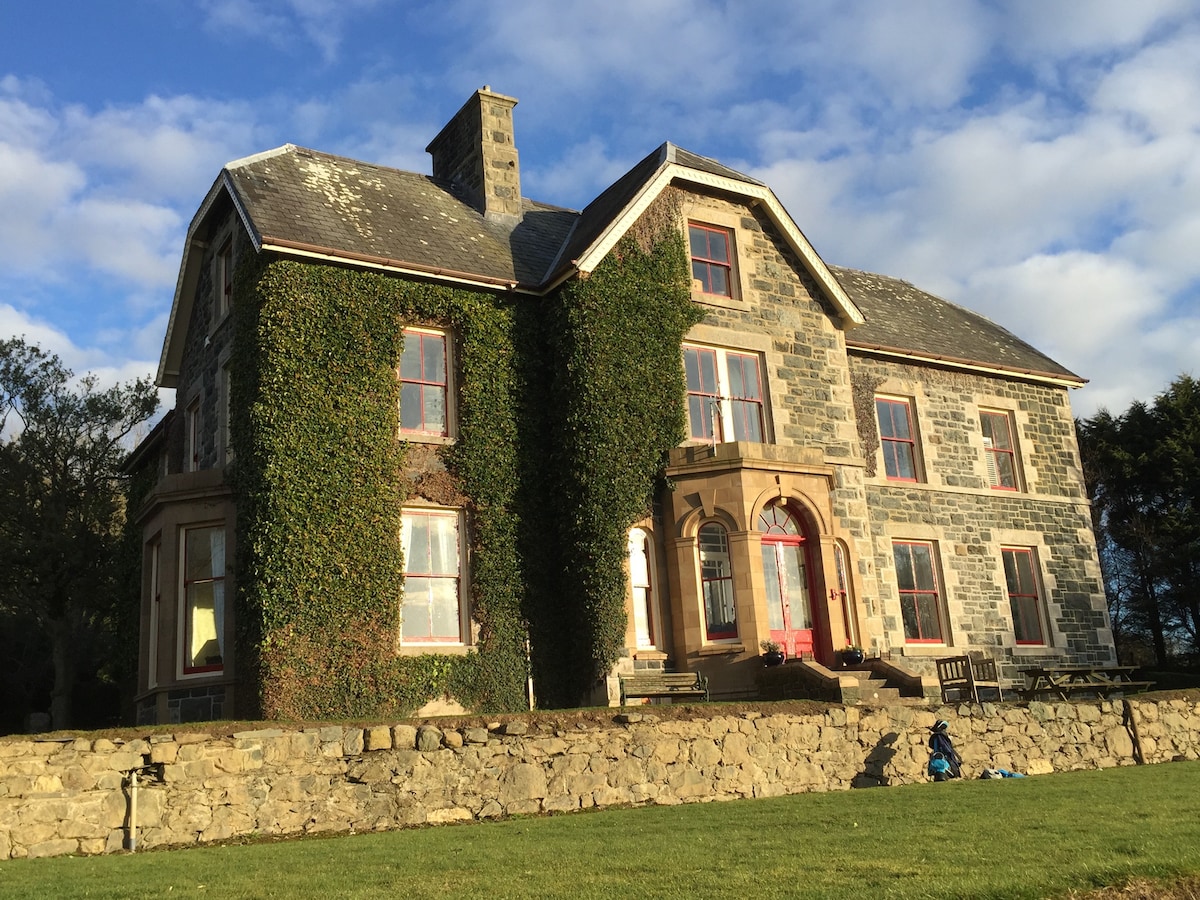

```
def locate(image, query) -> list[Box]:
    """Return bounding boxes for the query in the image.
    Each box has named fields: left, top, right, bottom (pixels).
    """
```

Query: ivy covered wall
left=527, top=210, right=702, bottom=707
left=227, top=201, right=697, bottom=718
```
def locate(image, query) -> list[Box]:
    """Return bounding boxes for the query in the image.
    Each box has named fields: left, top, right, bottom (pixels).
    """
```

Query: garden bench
left=619, top=671, right=709, bottom=705
left=936, top=655, right=1005, bottom=704
left=1016, top=666, right=1153, bottom=701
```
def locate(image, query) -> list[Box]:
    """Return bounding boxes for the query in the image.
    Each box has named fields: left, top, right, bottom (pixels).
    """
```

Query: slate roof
left=225, top=145, right=577, bottom=287
left=832, top=266, right=1083, bottom=384
left=197, top=143, right=1081, bottom=386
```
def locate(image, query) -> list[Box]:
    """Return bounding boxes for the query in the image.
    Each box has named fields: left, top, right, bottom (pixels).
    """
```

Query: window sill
left=1011, top=645, right=1062, bottom=656
left=691, top=292, right=743, bottom=311
left=633, top=648, right=668, bottom=661
left=397, top=643, right=473, bottom=656
left=400, top=433, right=456, bottom=447
left=698, top=643, right=745, bottom=656
left=898, top=645, right=950, bottom=657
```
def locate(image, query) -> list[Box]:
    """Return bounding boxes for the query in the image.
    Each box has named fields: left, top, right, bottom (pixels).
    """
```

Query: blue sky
left=2, top=0, right=1198, bottom=418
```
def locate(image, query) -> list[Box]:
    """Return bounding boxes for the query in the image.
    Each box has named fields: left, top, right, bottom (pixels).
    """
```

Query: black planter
left=842, top=648, right=865, bottom=666
left=763, top=651, right=785, bottom=667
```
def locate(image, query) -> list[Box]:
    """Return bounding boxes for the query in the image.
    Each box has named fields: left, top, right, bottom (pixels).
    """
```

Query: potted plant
left=842, top=642, right=865, bottom=666
left=760, top=639, right=785, bottom=667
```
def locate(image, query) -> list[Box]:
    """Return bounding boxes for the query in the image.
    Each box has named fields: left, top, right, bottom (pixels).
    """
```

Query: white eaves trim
left=156, top=170, right=261, bottom=387
left=571, top=163, right=866, bottom=328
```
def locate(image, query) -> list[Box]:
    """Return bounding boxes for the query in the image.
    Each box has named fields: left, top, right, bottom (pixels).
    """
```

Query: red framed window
left=684, top=346, right=721, bottom=440
left=981, top=411, right=1018, bottom=490
left=401, top=509, right=462, bottom=642
left=683, top=345, right=766, bottom=443
left=688, top=223, right=733, bottom=297
left=893, top=541, right=944, bottom=643
left=698, top=523, right=737, bottom=640
left=876, top=398, right=918, bottom=481
left=1003, top=547, right=1045, bottom=645
left=400, top=330, right=448, bottom=436
left=182, top=525, right=225, bottom=674
left=726, top=351, right=764, bottom=442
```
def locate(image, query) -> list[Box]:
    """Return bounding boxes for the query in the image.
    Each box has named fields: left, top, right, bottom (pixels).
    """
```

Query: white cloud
left=198, top=0, right=391, bottom=63
left=0, top=81, right=263, bottom=295
left=1091, top=27, right=1200, bottom=135
left=1002, top=0, right=1194, bottom=59
left=803, top=0, right=994, bottom=110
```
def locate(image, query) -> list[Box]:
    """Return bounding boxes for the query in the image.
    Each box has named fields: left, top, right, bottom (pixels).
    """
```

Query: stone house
left=129, top=87, right=1114, bottom=724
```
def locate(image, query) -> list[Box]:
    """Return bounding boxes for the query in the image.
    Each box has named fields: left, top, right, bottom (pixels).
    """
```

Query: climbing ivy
left=227, top=196, right=697, bottom=717
left=230, top=259, right=528, bottom=719
left=527, top=204, right=702, bottom=707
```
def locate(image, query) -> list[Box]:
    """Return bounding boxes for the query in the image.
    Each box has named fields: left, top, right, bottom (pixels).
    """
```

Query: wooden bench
left=936, top=655, right=1004, bottom=704
left=619, top=671, right=709, bottom=705
left=1016, top=666, right=1154, bottom=701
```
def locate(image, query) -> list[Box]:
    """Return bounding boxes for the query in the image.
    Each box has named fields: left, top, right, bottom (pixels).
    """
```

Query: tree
left=1079, top=375, right=1200, bottom=666
left=0, top=339, right=158, bottom=730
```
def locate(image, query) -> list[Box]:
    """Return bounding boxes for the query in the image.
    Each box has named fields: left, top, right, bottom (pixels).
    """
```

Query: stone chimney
left=426, top=86, right=521, bottom=224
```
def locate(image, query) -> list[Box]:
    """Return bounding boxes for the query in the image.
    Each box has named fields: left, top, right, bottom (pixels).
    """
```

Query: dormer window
left=688, top=223, right=734, bottom=297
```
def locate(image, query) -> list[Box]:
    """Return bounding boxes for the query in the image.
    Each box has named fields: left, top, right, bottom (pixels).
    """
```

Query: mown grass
left=3, top=761, right=1199, bottom=899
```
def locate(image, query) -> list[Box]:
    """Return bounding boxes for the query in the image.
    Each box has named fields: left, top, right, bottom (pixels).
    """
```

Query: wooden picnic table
left=1017, top=665, right=1152, bottom=701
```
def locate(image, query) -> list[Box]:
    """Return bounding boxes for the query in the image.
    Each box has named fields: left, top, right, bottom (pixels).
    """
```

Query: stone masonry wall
left=848, top=356, right=1112, bottom=675
left=3, top=695, right=1197, bottom=860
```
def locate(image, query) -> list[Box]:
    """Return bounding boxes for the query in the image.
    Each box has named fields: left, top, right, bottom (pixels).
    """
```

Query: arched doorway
left=757, top=502, right=816, bottom=659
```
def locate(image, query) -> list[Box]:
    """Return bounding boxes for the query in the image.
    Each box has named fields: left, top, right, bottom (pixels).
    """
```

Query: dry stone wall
left=3, top=695, right=1198, bottom=860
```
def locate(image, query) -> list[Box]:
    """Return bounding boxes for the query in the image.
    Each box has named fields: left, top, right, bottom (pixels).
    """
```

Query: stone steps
left=840, top=668, right=921, bottom=705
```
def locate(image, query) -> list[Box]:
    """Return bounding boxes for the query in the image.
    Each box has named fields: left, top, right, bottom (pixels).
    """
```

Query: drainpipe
left=125, top=765, right=153, bottom=851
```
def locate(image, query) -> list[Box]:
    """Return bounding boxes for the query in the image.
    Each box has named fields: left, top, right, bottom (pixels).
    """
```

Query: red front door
left=758, top=504, right=815, bottom=660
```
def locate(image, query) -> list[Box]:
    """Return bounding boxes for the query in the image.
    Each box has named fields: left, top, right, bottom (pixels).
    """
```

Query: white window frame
left=400, top=506, right=468, bottom=646
left=179, top=523, right=226, bottom=679
left=399, top=327, right=455, bottom=443
left=683, top=343, right=768, bottom=444
left=628, top=527, right=662, bottom=650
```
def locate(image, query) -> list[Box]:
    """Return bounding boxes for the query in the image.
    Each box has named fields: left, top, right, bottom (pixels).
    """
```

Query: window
left=1003, top=548, right=1046, bottom=645
left=893, top=541, right=944, bottom=643
left=628, top=527, right=659, bottom=649
left=981, top=411, right=1019, bottom=490
left=220, top=362, right=233, bottom=465
left=216, top=239, right=233, bottom=319
left=876, top=397, right=919, bottom=481
left=148, top=538, right=161, bottom=690
left=185, top=398, right=200, bottom=472
left=401, top=508, right=463, bottom=642
left=399, top=329, right=449, bottom=437
left=688, top=223, right=733, bottom=297
left=698, top=523, right=737, bottom=640
left=182, top=525, right=225, bottom=674
left=683, top=345, right=765, bottom=443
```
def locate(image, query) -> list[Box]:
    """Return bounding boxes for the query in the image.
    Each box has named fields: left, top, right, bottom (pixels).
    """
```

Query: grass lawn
left=2, top=761, right=1199, bottom=899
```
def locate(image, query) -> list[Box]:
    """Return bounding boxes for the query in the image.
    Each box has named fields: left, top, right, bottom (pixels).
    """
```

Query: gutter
left=260, top=237, right=523, bottom=292
left=846, top=342, right=1086, bottom=388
